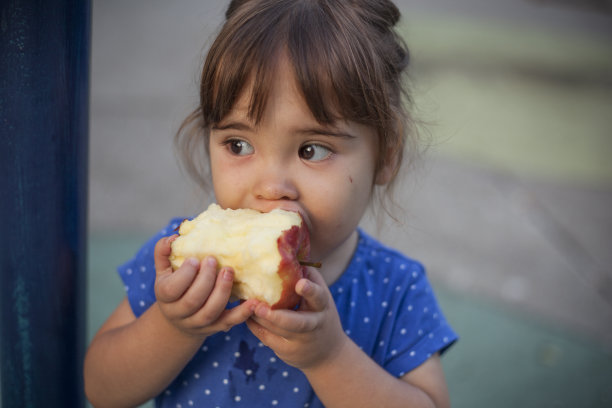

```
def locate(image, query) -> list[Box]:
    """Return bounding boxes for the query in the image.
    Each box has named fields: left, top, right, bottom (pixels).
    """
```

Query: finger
left=177, top=257, right=220, bottom=316
left=154, top=235, right=178, bottom=277
left=187, top=264, right=233, bottom=323
left=304, top=265, right=327, bottom=287
left=252, top=303, right=319, bottom=334
left=210, top=299, right=259, bottom=333
left=245, top=317, right=273, bottom=346
left=295, top=268, right=329, bottom=312
left=246, top=313, right=294, bottom=349
left=155, top=257, right=199, bottom=303
left=196, top=266, right=235, bottom=314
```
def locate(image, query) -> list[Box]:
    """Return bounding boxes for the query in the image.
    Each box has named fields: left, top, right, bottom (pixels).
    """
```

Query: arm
left=302, top=343, right=449, bottom=408
left=246, top=268, right=450, bottom=408
left=83, top=236, right=258, bottom=408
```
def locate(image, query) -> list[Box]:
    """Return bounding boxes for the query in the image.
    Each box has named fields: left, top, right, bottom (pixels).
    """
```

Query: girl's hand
left=246, top=267, right=349, bottom=370
left=153, top=236, right=258, bottom=339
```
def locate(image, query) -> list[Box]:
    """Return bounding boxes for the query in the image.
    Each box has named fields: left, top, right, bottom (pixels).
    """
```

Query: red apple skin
left=271, top=222, right=310, bottom=309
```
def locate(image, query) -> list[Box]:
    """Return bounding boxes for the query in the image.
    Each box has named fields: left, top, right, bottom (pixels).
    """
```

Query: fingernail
left=205, top=256, right=217, bottom=268
left=256, top=303, right=270, bottom=317
left=298, top=279, right=310, bottom=295
left=187, top=257, right=200, bottom=267
left=222, top=268, right=233, bottom=281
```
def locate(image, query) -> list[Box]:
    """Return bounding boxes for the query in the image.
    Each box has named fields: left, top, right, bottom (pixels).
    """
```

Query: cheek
left=337, top=166, right=376, bottom=222
left=310, top=169, right=371, bottom=227
left=209, top=154, right=244, bottom=206
left=306, top=179, right=369, bottom=260
left=209, top=156, right=225, bottom=196
left=346, top=163, right=376, bottom=200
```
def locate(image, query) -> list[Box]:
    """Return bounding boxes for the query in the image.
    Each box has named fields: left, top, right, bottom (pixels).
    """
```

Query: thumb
left=154, top=235, right=178, bottom=276
left=296, top=267, right=329, bottom=312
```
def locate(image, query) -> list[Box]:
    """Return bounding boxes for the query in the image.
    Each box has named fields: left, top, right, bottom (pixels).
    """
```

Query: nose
left=253, top=161, right=299, bottom=202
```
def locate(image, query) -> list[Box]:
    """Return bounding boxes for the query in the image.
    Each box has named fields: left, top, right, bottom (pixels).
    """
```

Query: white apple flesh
left=169, top=204, right=310, bottom=309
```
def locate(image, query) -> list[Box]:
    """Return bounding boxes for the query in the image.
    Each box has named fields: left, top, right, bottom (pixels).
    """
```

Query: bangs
left=200, top=0, right=395, bottom=132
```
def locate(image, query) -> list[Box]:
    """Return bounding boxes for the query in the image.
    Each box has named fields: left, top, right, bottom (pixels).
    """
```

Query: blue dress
left=119, top=219, right=458, bottom=407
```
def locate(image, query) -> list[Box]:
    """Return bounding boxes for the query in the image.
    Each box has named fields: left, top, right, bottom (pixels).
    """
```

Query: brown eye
left=227, top=139, right=254, bottom=156
left=299, top=144, right=331, bottom=161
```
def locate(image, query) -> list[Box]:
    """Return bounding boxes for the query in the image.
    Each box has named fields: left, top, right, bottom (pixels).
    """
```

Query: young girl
left=84, top=1, right=457, bottom=407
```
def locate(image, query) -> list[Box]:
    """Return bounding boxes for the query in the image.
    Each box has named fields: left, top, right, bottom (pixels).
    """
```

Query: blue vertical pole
left=0, top=0, right=90, bottom=406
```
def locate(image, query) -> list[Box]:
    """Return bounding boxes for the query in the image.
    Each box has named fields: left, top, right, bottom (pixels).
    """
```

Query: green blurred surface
left=87, top=234, right=155, bottom=408
left=400, top=14, right=612, bottom=186
left=438, top=288, right=612, bottom=407
left=87, top=235, right=612, bottom=408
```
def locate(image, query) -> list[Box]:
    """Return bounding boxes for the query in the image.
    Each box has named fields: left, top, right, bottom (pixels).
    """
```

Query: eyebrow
left=297, top=127, right=357, bottom=139
left=212, top=121, right=357, bottom=139
left=211, top=121, right=253, bottom=132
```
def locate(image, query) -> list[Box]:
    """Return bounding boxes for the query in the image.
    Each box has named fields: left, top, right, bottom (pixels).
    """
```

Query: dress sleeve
left=117, top=218, right=185, bottom=317
left=381, top=260, right=458, bottom=377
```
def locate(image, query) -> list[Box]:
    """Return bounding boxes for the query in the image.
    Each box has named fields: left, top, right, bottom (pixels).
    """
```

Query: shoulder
left=332, top=229, right=458, bottom=376
left=332, top=229, right=429, bottom=322
left=348, top=230, right=442, bottom=316
left=351, top=229, right=425, bottom=280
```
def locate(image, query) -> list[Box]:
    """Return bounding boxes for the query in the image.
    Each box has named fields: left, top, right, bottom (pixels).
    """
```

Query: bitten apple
left=169, top=204, right=310, bottom=309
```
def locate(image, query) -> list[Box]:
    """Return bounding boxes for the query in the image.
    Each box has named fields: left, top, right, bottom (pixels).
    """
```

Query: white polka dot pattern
left=118, top=223, right=457, bottom=407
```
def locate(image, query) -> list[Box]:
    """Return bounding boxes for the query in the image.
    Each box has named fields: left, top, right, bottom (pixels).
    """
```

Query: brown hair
left=176, top=0, right=418, bottom=212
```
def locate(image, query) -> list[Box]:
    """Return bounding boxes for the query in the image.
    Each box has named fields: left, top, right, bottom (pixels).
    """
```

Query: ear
left=375, top=147, right=399, bottom=186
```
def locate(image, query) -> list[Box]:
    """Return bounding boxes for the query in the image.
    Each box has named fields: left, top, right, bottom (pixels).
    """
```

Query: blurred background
left=88, top=0, right=612, bottom=406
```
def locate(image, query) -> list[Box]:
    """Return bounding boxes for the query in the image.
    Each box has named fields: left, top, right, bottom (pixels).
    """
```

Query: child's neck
left=318, top=230, right=359, bottom=287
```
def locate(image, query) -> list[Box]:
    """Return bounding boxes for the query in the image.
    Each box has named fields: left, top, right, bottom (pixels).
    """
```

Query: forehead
left=225, top=54, right=320, bottom=119
left=217, top=50, right=341, bottom=129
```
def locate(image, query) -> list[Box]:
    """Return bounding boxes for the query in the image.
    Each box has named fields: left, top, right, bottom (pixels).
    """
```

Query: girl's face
left=209, top=57, right=383, bottom=263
